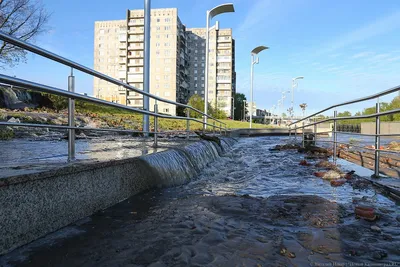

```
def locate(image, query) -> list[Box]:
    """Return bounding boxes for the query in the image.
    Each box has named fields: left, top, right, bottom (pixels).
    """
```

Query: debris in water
left=370, top=225, right=381, bottom=233
left=314, top=171, right=326, bottom=178
left=322, top=170, right=342, bottom=180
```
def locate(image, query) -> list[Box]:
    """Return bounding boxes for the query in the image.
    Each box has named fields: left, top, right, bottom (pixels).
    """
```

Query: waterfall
left=139, top=137, right=237, bottom=187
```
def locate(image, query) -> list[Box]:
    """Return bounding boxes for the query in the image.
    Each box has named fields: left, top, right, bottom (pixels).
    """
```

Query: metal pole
left=68, top=68, right=75, bottom=161
left=154, top=101, right=158, bottom=146
left=204, top=10, right=210, bottom=129
left=289, top=126, right=291, bottom=137
left=202, top=115, right=205, bottom=133
left=374, top=98, right=380, bottom=177
left=314, top=117, right=317, bottom=145
left=333, top=110, right=337, bottom=163
left=213, top=121, right=216, bottom=136
left=291, top=80, right=294, bottom=118
left=186, top=108, right=190, bottom=140
left=250, top=54, right=254, bottom=128
left=302, top=121, right=305, bottom=148
left=295, top=125, right=297, bottom=140
left=143, top=0, right=151, bottom=137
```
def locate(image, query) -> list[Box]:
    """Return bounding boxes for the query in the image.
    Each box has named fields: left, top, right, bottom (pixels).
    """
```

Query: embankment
left=0, top=137, right=237, bottom=255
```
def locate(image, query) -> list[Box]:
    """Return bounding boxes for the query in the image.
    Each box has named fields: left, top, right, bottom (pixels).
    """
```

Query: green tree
left=186, top=94, right=204, bottom=118
left=337, top=111, right=351, bottom=117
left=233, top=93, right=246, bottom=120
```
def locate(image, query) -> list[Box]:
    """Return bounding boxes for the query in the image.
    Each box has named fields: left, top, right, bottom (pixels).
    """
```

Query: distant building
left=186, top=28, right=236, bottom=117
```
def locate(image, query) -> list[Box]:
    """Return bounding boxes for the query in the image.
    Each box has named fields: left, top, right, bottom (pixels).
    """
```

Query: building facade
left=186, top=28, right=236, bottom=117
left=94, top=8, right=235, bottom=117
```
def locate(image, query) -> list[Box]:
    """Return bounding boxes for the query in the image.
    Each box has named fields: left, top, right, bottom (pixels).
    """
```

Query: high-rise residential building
left=93, top=8, right=235, bottom=117
left=186, top=28, right=236, bottom=117
left=93, top=8, right=190, bottom=116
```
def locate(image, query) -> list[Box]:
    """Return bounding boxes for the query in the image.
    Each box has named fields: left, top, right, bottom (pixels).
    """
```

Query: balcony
left=119, top=44, right=127, bottom=49
left=128, top=60, right=144, bottom=67
left=128, top=44, right=144, bottom=50
left=128, top=20, right=144, bottom=26
left=128, top=53, right=144, bottom=59
left=129, top=29, right=144, bottom=35
left=128, top=36, right=144, bottom=43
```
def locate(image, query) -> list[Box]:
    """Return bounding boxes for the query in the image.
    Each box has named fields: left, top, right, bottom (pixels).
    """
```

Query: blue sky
left=3, top=0, right=400, bottom=116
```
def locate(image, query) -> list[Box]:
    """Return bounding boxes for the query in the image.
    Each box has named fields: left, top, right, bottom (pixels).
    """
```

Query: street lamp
left=204, top=3, right=235, bottom=129
left=290, top=76, right=304, bottom=118
left=250, top=45, right=269, bottom=128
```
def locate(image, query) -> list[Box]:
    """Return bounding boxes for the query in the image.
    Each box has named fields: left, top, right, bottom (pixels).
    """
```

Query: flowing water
left=1, top=136, right=400, bottom=266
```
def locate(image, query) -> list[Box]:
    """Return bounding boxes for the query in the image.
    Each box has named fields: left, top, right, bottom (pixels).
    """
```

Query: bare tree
left=0, top=0, right=49, bottom=67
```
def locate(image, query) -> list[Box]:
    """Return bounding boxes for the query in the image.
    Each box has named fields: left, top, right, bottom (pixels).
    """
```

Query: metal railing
left=0, top=31, right=227, bottom=161
left=288, top=84, right=400, bottom=178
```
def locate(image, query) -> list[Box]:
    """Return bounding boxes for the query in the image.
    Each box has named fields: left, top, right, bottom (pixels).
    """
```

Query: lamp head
left=209, top=3, right=235, bottom=20
left=251, top=46, right=269, bottom=55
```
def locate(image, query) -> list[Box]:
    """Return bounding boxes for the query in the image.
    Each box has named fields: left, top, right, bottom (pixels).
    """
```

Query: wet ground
left=1, top=136, right=400, bottom=266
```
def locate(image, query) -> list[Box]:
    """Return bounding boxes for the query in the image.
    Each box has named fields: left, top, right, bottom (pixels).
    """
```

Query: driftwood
left=194, top=131, right=221, bottom=146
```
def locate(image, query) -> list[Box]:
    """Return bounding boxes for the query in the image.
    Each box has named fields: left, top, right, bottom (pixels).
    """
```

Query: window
left=201, top=63, right=205, bottom=67
left=195, top=83, right=198, bottom=88
left=194, top=63, right=198, bottom=67
left=98, top=44, right=102, bottom=48
left=163, top=108, right=170, bottom=113
left=201, top=84, right=204, bottom=87
left=194, top=77, right=198, bottom=81
left=194, top=70, right=198, bottom=74
left=157, top=18, right=160, bottom=22
left=165, top=67, right=171, bottom=72
left=164, top=84, right=170, bottom=88
left=195, top=36, right=198, bottom=40
left=195, top=50, right=198, bottom=53
left=156, top=26, right=161, bottom=30
left=195, top=91, right=197, bottom=94
left=156, top=34, right=160, bottom=38
left=201, top=56, right=205, bottom=61
left=165, top=50, right=170, bottom=56
left=164, top=92, right=171, bottom=97
left=156, top=75, right=160, bottom=80
left=165, top=42, right=170, bottom=47
left=165, top=18, right=171, bottom=23
left=164, top=26, right=171, bottom=30
left=156, top=42, right=160, bottom=47
left=99, top=29, right=105, bottom=34
left=165, top=34, right=169, bottom=38
left=201, top=42, right=205, bottom=46
left=194, top=56, right=198, bottom=61
left=156, top=91, right=160, bottom=96
left=201, top=77, right=204, bottom=80
left=164, top=75, right=169, bottom=80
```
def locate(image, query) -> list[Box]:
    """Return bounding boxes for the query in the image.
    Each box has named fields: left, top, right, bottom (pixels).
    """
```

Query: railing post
left=374, top=98, right=380, bottom=177
left=68, top=68, right=75, bottom=162
left=154, top=100, right=158, bottom=147
left=202, top=115, right=205, bottom=134
left=333, top=110, right=337, bottom=163
left=294, top=125, right=297, bottom=141
left=186, top=108, right=190, bottom=140
left=302, top=121, right=305, bottom=147
left=314, top=117, right=317, bottom=145
left=213, top=121, right=216, bottom=136
left=219, top=122, right=222, bottom=135
left=289, top=126, right=291, bottom=137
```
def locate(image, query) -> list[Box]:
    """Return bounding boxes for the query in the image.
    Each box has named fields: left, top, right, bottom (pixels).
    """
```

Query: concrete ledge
left=0, top=157, right=161, bottom=255
left=229, top=128, right=312, bottom=137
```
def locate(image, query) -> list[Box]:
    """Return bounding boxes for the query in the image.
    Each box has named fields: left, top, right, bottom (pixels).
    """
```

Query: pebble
left=370, top=226, right=381, bottom=233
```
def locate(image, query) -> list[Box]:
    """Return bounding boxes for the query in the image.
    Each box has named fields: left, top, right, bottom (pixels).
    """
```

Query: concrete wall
left=0, top=157, right=161, bottom=255
left=362, top=122, right=400, bottom=135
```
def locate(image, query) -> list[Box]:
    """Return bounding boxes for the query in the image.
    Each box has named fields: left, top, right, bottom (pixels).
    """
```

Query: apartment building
left=94, top=8, right=235, bottom=117
left=186, top=28, right=236, bottom=117
left=93, top=8, right=190, bottom=116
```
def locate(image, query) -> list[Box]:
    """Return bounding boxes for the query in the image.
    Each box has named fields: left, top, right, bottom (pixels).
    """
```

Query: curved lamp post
left=250, top=45, right=268, bottom=128
left=204, top=3, right=235, bottom=130
left=290, top=76, right=304, bottom=118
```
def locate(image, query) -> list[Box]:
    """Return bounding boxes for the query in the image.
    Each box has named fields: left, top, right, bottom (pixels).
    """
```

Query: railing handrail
left=0, top=31, right=225, bottom=126
left=0, top=75, right=225, bottom=130
left=288, top=84, right=400, bottom=126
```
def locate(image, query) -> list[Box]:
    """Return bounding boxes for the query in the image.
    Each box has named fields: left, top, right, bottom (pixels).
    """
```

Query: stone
left=370, top=226, right=381, bottom=233
left=322, top=170, right=342, bottom=180
left=372, top=250, right=387, bottom=260
left=7, top=117, right=20, bottom=123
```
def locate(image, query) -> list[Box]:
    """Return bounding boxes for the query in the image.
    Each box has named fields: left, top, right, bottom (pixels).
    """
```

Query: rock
left=330, top=179, right=346, bottom=187
left=355, top=206, right=378, bottom=222
left=314, top=172, right=326, bottom=178
left=299, top=160, right=311, bottom=166
left=7, top=117, right=20, bottom=123
left=370, top=226, right=381, bottom=233
left=372, top=250, right=387, bottom=260
left=344, top=170, right=355, bottom=179
left=322, top=170, right=342, bottom=180
left=396, top=215, right=400, bottom=222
